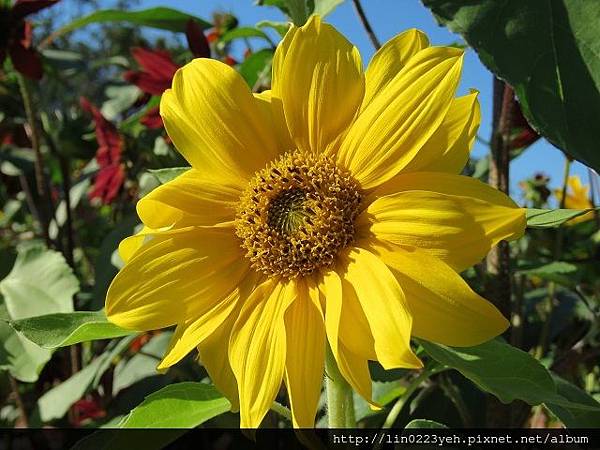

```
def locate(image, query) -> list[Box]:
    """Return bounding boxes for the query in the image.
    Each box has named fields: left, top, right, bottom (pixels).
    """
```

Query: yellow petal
left=339, top=275, right=376, bottom=360
left=369, top=242, right=509, bottom=346
left=106, top=228, right=248, bottom=330
left=363, top=29, right=429, bottom=109
left=160, top=59, right=280, bottom=188
left=359, top=172, right=526, bottom=271
left=198, top=303, right=245, bottom=412
left=403, top=90, right=480, bottom=174
left=340, top=248, right=421, bottom=370
left=284, top=277, right=325, bottom=428
left=118, top=225, right=150, bottom=263
left=321, top=269, right=372, bottom=402
left=157, top=272, right=260, bottom=370
left=229, top=278, right=295, bottom=428
left=272, top=15, right=364, bottom=155
left=337, top=47, right=463, bottom=189
left=254, top=90, right=295, bottom=153
left=136, top=169, right=238, bottom=230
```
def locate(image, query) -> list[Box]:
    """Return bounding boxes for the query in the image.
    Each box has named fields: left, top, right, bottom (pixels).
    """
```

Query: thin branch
left=17, top=74, right=53, bottom=247
left=352, top=0, right=381, bottom=50
left=9, top=376, right=29, bottom=428
left=486, top=79, right=516, bottom=318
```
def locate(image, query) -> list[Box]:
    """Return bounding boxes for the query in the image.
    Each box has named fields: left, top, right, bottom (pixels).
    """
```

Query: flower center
left=235, top=150, right=361, bottom=278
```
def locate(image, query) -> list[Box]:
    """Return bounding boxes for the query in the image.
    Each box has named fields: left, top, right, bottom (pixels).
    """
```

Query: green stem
left=536, top=157, right=571, bottom=358
left=382, top=368, right=432, bottom=429
left=325, top=345, right=356, bottom=428
left=270, top=401, right=292, bottom=422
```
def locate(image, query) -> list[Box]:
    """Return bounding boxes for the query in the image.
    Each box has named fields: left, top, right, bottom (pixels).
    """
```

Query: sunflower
left=554, top=175, right=595, bottom=225
left=106, top=16, right=525, bottom=428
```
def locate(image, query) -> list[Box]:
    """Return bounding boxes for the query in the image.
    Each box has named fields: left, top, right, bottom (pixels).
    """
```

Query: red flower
left=123, top=47, right=178, bottom=96
left=0, top=0, right=60, bottom=79
left=123, top=20, right=210, bottom=129
left=72, top=398, right=106, bottom=426
left=223, top=55, right=237, bottom=66
left=80, top=97, right=125, bottom=204
left=139, top=105, right=162, bottom=129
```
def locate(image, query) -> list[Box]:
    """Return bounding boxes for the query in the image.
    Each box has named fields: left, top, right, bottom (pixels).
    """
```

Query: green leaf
left=149, top=167, right=190, bottom=184
left=420, top=339, right=600, bottom=412
left=546, top=375, right=600, bottom=428
left=405, top=419, right=448, bottom=429
left=422, top=0, right=600, bottom=172
left=256, top=20, right=290, bottom=37
left=313, top=0, right=345, bottom=17
left=354, top=381, right=406, bottom=421
left=0, top=307, right=52, bottom=383
left=526, top=208, right=594, bottom=228
left=0, top=246, right=78, bottom=381
left=258, top=0, right=313, bottom=25
left=113, top=333, right=172, bottom=396
left=48, top=8, right=211, bottom=42
left=120, top=382, right=230, bottom=428
left=34, top=354, right=110, bottom=423
left=7, top=311, right=134, bottom=349
left=0, top=245, right=77, bottom=319
left=419, top=338, right=556, bottom=405
left=71, top=429, right=185, bottom=450
left=101, top=85, right=142, bottom=121
left=517, top=261, right=579, bottom=286
left=220, top=26, right=272, bottom=44
left=238, top=49, right=274, bottom=89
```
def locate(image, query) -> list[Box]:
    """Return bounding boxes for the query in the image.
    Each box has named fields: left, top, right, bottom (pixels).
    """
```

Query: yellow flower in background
left=106, top=16, right=525, bottom=428
left=555, top=176, right=595, bottom=225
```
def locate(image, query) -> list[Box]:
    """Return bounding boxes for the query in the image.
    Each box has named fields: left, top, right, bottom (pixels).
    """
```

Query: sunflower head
left=106, top=15, right=526, bottom=430
left=235, top=150, right=361, bottom=278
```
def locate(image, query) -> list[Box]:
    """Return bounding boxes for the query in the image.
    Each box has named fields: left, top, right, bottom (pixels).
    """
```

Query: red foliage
left=185, top=19, right=210, bottom=59
left=0, top=0, right=60, bottom=79
left=510, top=100, right=540, bottom=150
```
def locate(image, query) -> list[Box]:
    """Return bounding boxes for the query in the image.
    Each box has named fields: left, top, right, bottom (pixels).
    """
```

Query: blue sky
left=64, top=0, right=593, bottom=202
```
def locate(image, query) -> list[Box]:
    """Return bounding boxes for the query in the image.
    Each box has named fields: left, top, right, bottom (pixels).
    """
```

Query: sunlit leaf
left=405, top=419, right=448, bottom=428
left=148, top=167, right=190, bottom=185
left=221, top=26, right=272, bottom=44
left=526, top=208, right=595, bottom=228
left=47, top=8, right=211, bottom=44
left=120, top=382, right=230, bottom=428
left=419, top=338, right=600, bottom=411
left=238, top=49, right=274, bottom=89
left=546, top=375, right=600, bottom=428
left=0, top=246, right=78, bottom=381
left=8, top=310, right=134, bottom=349
left=422, top=0, right=600, bottom=172
left=33, top=354, right=110, bottom=423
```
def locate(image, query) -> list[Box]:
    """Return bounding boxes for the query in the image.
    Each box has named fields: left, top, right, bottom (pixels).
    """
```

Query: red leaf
left=8, top=41, right=43, bottom=79
left=11, top=0, right=59, bottom=20
left=185, top=19, right=210, bottom=58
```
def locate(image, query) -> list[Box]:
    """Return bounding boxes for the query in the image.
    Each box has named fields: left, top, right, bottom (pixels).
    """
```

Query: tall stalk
left=325, top=345, right=356, bottom=428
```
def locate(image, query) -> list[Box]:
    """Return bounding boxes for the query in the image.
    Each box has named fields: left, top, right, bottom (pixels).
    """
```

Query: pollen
left=235, top=150, right=362, bottom=278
